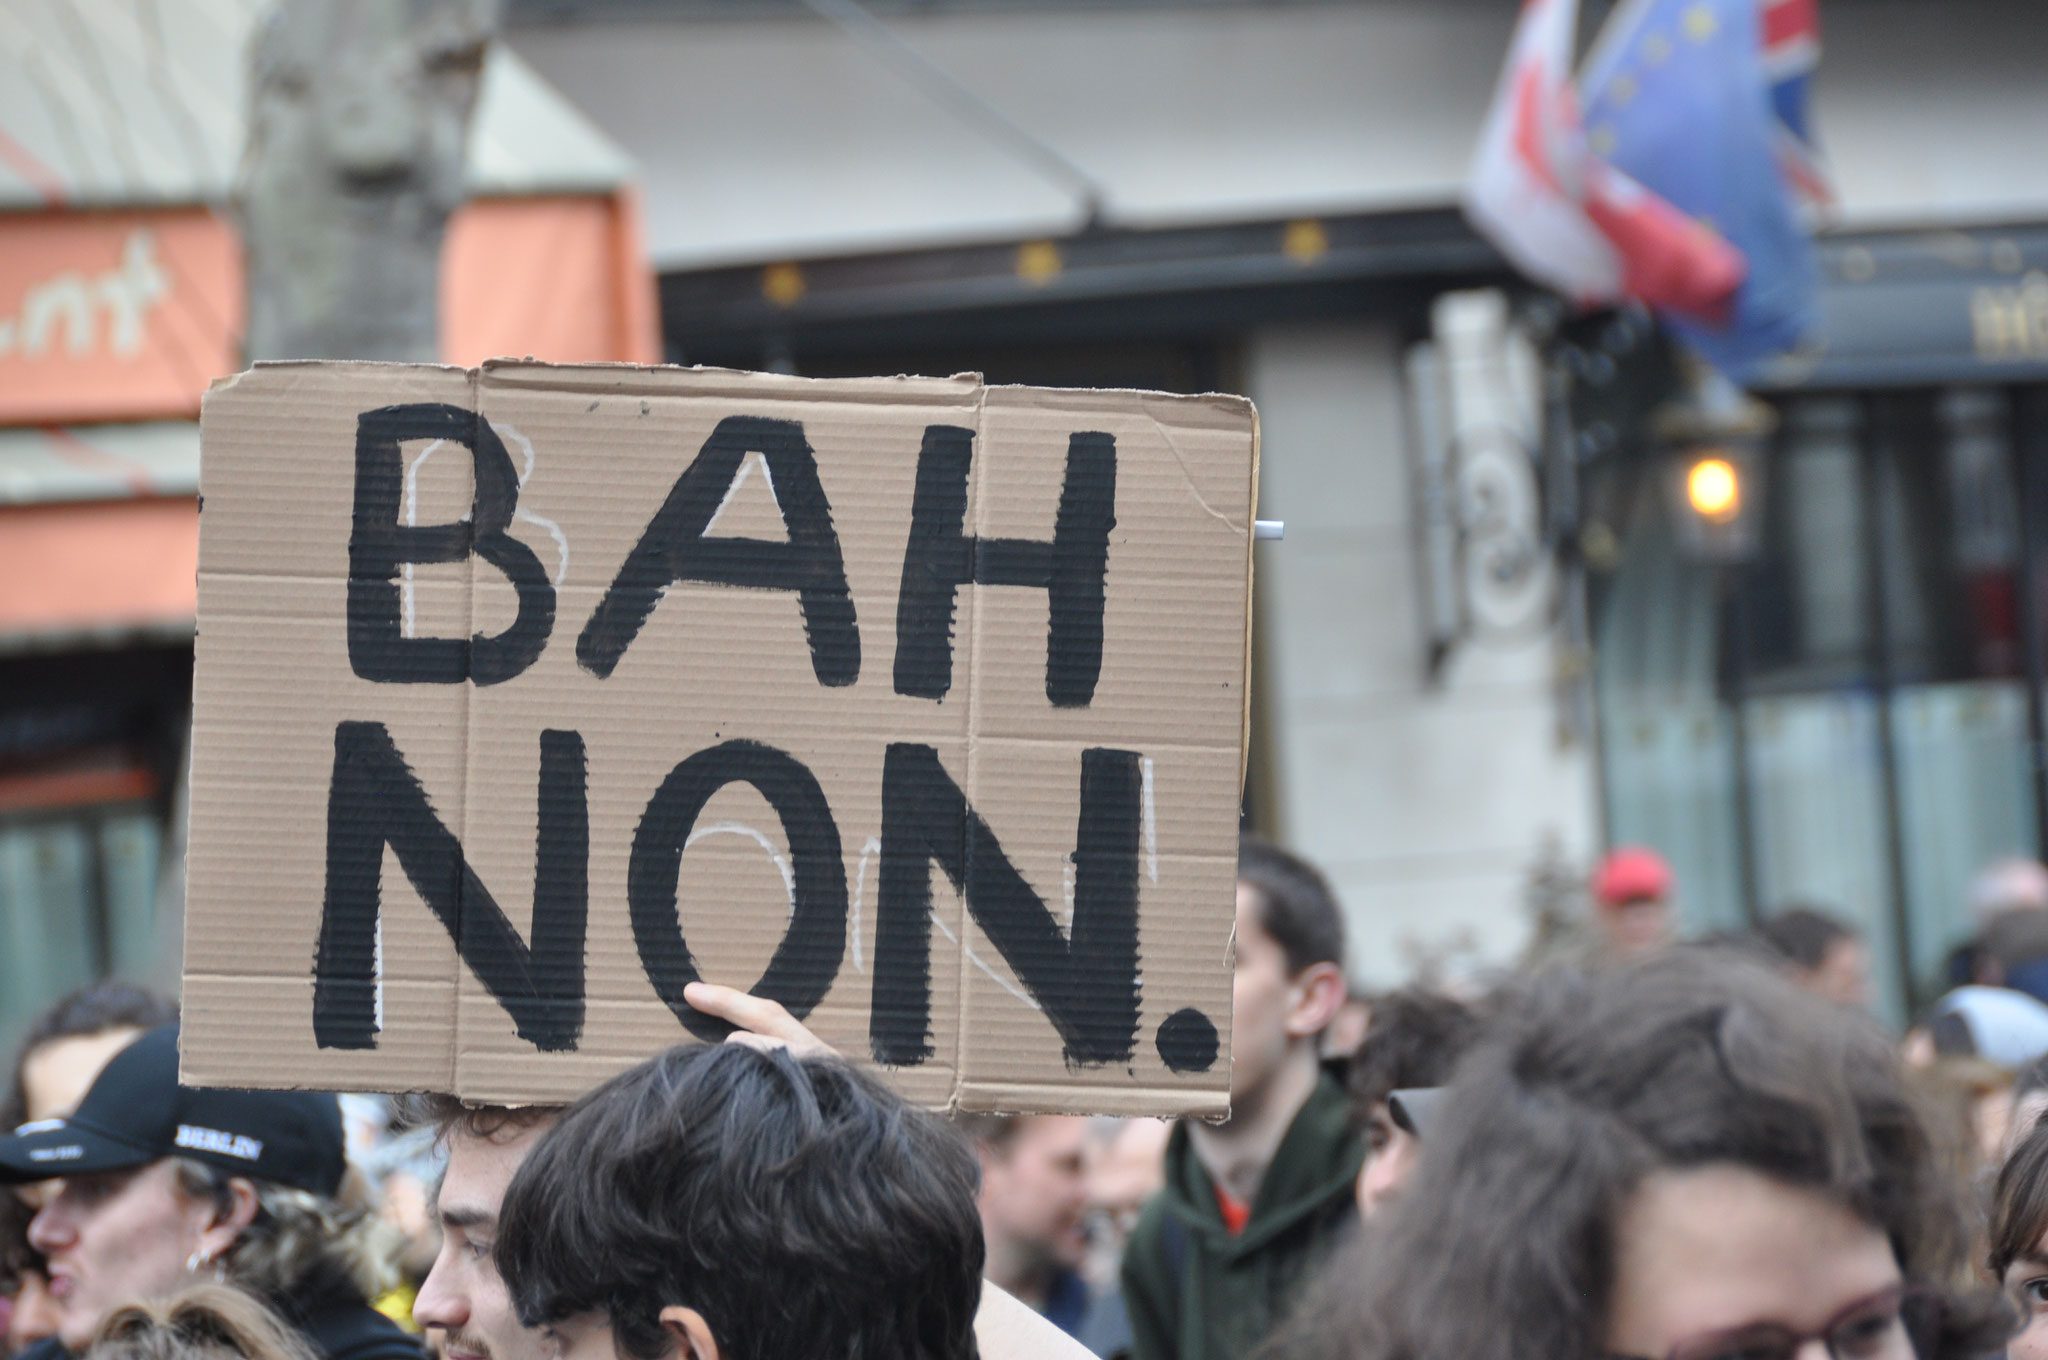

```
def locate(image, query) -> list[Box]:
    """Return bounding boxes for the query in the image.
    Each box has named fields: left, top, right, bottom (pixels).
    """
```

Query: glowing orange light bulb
left=1686, top=456, right=1741, bottom=522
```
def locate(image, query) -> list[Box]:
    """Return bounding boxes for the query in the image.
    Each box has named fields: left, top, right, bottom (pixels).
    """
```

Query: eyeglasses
left=1608, top=1284, right=1940, bottom=1360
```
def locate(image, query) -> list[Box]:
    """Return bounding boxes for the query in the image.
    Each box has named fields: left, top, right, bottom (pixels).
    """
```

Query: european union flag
left=1580, top=0, right=1819, bottom=380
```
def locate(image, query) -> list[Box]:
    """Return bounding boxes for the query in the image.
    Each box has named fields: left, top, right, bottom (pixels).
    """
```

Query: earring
left=185, top=1248, right=212, bottom=1274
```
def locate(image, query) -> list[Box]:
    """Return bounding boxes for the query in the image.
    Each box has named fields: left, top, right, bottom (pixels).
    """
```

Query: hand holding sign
left=180, top=362, right=1253, bottom=1116
left=684, top=981, right=836, bottom=1060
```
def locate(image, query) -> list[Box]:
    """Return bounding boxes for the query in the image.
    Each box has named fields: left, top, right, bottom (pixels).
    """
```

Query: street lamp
left=1658, top=364, right=1775, bottom=561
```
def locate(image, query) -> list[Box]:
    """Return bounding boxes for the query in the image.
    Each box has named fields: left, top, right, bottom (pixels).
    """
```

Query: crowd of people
left=9, top=839, right=2048, bottom=1360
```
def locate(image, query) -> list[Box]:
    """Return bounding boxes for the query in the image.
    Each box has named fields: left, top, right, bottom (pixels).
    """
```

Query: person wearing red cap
left=1591, top=846, right=1676, bottom=961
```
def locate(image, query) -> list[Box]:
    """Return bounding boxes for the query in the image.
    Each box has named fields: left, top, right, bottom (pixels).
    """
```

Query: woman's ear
left=196, top=1177, right=260, bottom=1263
left=657, top=1307, right=722, bottom=1360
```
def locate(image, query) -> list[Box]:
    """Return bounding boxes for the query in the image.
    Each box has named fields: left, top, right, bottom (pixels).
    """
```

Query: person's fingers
left=683, top=981, right=837, bottom=1058
left=722, top=1031, right=789, bottom=1054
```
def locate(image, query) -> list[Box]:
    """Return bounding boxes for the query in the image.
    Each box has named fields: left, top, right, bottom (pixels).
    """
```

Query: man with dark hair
left=1752, top=904, right=1870, bottom=1008
left=1119, top=835, right=1360, bottom=1360
left=406, top=1098, right=561, bottom=1360
left=957, top=1115, right=1091, bottom=1334
left=495, top=1042, right=983, bottom=1360
left=1343, top=989, right=1482, bottom=1215
left=415, top=984, right=1087, bottom=1360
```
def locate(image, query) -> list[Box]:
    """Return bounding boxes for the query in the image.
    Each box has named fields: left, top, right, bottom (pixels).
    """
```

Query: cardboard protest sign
left=181, top=361, right=1254, bottom=1116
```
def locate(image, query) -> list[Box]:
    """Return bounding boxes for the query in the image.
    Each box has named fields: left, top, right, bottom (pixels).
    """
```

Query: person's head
left=402, top=1098, right=562, bottom=1360
left=1972, top=857, right=2048, bottom=932
left=3, top=982, right=176, bottom=1353
left=1591, top=847, right=1675, bottom=959
left=957, top=1115, right=1088, bottom=1287
left=1991, top=1116, right=2048, bottom=1360
left=1234, top=837, right=1347, bottom=1107
left=1286, top=951, right=2008, bottom=1360
left=496, top=1042, right=984, bottom=1360
left=86, top=1284, right=317, bottom=1360
left=1977, top=910, right=2048, bottom=992
left=1343, top=989, right=1482, bottom=1217
left=5, top=980, right=179, bottom=1133
left=0, top=1026, right=392, bottom=1352
left=1081, top=1117, right=1167, bottom=1286
left=1754, top=905, right=1871, bottom=1008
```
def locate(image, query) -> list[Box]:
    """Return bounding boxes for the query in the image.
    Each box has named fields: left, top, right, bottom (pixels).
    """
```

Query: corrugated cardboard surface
left=182, top=361, right=1253, bottom=1116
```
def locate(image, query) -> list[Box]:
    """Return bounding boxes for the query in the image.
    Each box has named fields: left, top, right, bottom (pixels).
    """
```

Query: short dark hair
left=1753, top=905, right=1857, bottom=971
left=1266, top=951, right=2011, bottom=1360
left=1992, top=1115, right=2048, bottom=1279
left=4, top=979, right=177, bottom=1129
left=496, top=1043, right=984, bottom=1360
left=1237, top=835, right=1345, bottom=975
left=1344, top=989, right=1483, bottom=1116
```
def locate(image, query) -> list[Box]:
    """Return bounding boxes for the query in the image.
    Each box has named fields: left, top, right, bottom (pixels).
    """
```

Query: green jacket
left=1119, top=1074, right=1364, bottom=1360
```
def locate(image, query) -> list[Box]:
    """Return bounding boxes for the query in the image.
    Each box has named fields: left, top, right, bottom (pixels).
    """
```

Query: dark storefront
left=1591, top=224, right=2048, bottom=1021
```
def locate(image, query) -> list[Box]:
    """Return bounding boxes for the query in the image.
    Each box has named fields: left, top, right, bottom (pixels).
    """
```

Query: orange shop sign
left=0, top=209, right=242, bottom=427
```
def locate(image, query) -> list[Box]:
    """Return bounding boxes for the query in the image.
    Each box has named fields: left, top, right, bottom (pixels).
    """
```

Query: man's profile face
left=414, top=1119, right=556, bottom=1360
left=1230, top=881, right=1299, bottom=1100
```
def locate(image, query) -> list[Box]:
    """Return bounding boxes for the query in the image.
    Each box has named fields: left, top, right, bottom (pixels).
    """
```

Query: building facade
left=0, top=4, right=657, bottom=1046
left=509, top=0, right=2048, bottom=1008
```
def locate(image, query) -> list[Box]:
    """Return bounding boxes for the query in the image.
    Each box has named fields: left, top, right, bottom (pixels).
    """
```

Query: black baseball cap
left=0, top=1024, right=346, bottom=1195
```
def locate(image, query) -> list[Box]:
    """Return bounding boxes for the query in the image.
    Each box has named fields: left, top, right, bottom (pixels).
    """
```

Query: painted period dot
left=1156, top=1007, right=1219, bottom=1073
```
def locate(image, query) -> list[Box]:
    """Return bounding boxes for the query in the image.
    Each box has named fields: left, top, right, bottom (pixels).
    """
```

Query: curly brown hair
left=1265, top=950, right=2013, bottom=1360
left=87, top=1285, right=317, bottom=1360
left=172, top=1162, right=401, bottom=1310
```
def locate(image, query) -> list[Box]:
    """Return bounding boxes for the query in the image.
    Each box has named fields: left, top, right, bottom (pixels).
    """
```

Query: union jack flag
left=1760, top=0, right=1834, bottom=210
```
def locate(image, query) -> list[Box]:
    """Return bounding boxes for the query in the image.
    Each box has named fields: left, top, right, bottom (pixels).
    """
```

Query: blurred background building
left=3, top=0, right=2046, bottom=1034
left=502, top=0, right=2048, bottom=1019
left=0, top=0, right=656, bottom=1048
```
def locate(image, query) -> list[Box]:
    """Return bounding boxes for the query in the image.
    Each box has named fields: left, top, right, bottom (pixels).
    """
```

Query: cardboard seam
left=445, top=368, right=482, bottom=1093
left=942, top=377, right=995, bottom=1114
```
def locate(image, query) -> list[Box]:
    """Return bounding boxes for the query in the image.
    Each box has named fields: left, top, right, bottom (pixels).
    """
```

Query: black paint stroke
left=871, top=742, right=1142, bottom=1067
left=348, top=403, right=554, bottom=686
left=578, top=416, right=859, bottom=686
left=892, top=425, right=1116, bottom=707
left=628, top=739, right=848, bottom=1041
left=312, top=721, right=588, bottom=1052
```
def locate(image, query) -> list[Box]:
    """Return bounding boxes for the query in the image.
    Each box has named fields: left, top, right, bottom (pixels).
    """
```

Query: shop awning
left=0, top=423, right=198, bottom=651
